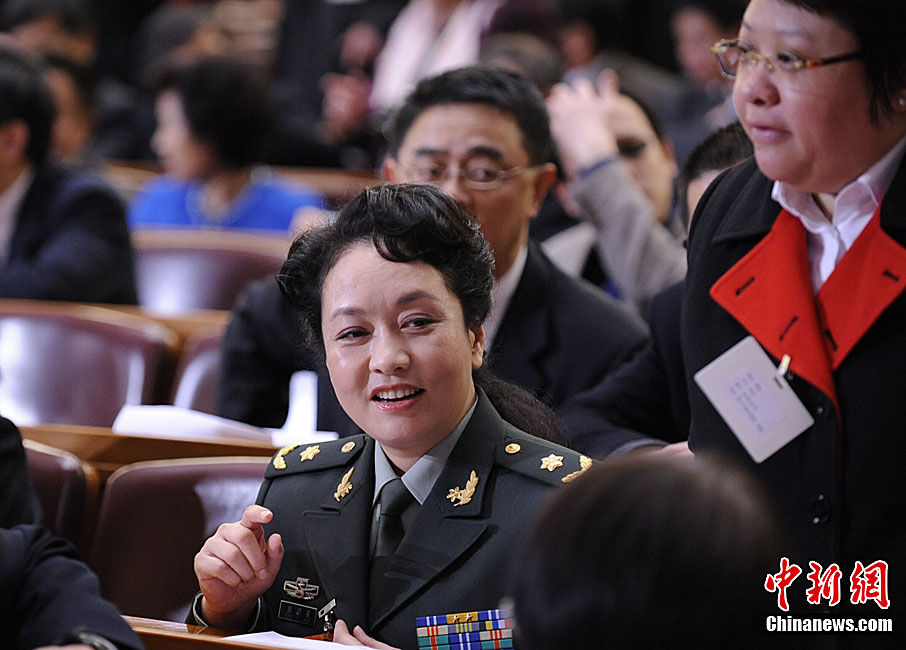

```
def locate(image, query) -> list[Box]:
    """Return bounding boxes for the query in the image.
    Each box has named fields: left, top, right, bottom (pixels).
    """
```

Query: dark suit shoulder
left=264, top=434, right=367, bottom=479
left=495, top=429, right=593, bottom=487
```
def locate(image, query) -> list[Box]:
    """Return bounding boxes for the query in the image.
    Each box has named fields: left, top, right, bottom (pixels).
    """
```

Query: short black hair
left=384, top=65, right=554, bottom=165
left=511, top=454, right=785, bottom=650
left=778, top=0, right=906, bottom=121
left=0, top=44, right=56, bottom=164
left=277, top=183, right=494, bottom=354
left=155, top=55, right=273, bottom=169
left=678, top=121, right=752, bottom=225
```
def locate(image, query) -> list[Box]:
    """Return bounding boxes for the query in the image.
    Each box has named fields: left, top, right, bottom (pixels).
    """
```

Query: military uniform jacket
left=683, top=156, right=906, bottom=635
left=255, top=391, right=592, bottom=650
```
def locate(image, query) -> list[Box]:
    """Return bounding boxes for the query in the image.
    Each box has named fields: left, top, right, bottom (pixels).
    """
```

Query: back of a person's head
left=155, top=54, right=273, bottom=170
left=679, top=121, right=753, bottom=224
left=479, top=32, right=563, bottom=96
left=0, top=44, right=56, bottom=165
left=511, top=453, right=785, bottom=650
left=384, top=65, right=553, bottom=166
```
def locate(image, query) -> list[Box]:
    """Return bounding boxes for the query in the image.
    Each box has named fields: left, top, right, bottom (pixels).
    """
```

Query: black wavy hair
left=155, top=55, right=273, bottom=169
left=277, top=182, right=563, bottom=442
left=278, top=182, right=494, bottom=351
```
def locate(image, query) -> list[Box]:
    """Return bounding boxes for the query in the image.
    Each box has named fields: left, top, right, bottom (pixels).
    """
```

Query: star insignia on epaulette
left=273, top=444, right=300, bottom=470
left=540, top=454, right=564, bottom=472
left=562, top=455, right=593, bottom=483
left=447, top=470, right=479, bottom=507
left=334, top=466, right=355, bottom=502
left=299, top=445, right=321, bottom=462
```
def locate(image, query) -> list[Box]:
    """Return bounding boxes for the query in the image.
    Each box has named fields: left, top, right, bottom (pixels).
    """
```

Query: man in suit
left=0, top=524, right=144, bottom=649
left=218, top=65, right=647, bottom=432
left=0, top=415, right=40, bottom=528
left=0, top=44, right=137, bottom=304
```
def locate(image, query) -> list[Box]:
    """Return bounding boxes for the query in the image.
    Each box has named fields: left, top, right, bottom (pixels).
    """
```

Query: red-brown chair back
left=88, top=457, right=268, bottom=621
left=0, top=300, right=179, bottom=426
left=170, top=326, right=225, bottom=415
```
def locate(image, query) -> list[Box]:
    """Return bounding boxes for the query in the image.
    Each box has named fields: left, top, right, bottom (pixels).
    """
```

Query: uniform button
left=816, top=405, right=825, bottom=417
left=811, top=494, right=831, bottom=525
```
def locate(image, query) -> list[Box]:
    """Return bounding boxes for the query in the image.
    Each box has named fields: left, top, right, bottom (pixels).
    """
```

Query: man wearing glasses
left=218, top=65, right=648, bottom=434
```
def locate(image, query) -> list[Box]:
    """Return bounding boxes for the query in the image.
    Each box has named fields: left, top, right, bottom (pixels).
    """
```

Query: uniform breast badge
left=334, top=467, right=355, bottom=501
left=561, top=455, right=593, bottom=483
left=447, top=470, right=478, bottom=507
left=299, top=445, right=321, bottom=462
left=539, top=454, right=564, bottom=472
left=284, top=576, right=320, bottom=600
left=273, top=444, right=300, bottom=470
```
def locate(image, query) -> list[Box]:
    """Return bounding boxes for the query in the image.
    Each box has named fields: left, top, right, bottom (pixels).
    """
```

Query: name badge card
left=694, top=336, right=814, bottom=463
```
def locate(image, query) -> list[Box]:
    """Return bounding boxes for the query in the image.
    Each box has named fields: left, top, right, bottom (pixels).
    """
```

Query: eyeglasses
left=711, top=39, right=862, bottom=79
left=405, top=162, right=534, bottom=190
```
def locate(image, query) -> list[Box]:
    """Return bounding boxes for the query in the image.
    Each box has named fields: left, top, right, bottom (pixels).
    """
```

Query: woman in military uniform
left=191, top=183, right=591, bottom=650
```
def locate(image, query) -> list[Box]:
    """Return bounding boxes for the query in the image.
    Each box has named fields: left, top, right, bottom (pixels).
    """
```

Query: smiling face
left=384, top=103, right=555, bottom=279
left=321, top=243, right=485, bottom=470
left=732, top=0, right=906, bottom=194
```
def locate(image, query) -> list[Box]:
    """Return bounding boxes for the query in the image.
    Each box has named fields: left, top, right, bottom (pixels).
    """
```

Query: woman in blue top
left=129, top=55, right=325, bottom=232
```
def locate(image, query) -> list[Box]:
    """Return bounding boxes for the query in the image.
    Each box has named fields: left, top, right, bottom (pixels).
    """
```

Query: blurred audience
left=128, top=55, right=325, bottom=232
left=669, top=0, right=745, bottom=129
left=0, top=0, right=153, bottom=161
left=0, top=44, right=137, bottom=303
left=42, top=53, right=96, bottom=166
left=511, top=453, right=785, bottom=650
left=557, top=122, right=753, bottom=457
left=547, top=71, right=686, bottom=315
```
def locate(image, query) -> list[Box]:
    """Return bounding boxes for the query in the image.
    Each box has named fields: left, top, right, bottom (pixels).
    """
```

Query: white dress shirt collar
left=483, top=243, right=528, bottom=352
left=772, top=135, right=906, bottom=291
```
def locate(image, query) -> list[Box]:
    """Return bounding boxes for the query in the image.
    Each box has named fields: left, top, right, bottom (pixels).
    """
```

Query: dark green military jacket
left=255, top=390, right=591, bottom=650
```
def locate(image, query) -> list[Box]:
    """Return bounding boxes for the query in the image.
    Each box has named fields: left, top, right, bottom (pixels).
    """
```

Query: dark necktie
left=369, top=477, right=414, bottom=614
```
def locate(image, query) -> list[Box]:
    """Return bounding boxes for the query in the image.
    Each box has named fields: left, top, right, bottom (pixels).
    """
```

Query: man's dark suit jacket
left=0, top=162, right=137, bottom=304
left=557, top=280, right=688, bottom=457
left=0, top=525, right=143, bottom=649
left=251, top=391, right=591, bottom=650
left=217, top=242, right=647, bottom=433
left=684, top=155, right=906, bottom=641
left=0, top=415, right=40, bottom=528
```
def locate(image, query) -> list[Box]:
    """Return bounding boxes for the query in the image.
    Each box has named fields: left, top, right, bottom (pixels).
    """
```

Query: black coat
left=0, top=162, right=137, bottom=304
left=683, top=155, right=906, bottom=640
left=557, top=280, right=688, bottom=457
left=0, top=416, right=40, bottom=528
left=0, top=525, right=143, bottom=649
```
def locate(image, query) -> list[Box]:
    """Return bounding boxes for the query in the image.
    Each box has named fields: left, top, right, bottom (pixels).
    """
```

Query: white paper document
left=223, top=631, right=366, bottom=649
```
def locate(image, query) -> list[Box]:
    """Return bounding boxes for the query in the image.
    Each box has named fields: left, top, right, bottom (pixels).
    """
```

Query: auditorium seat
left=171, top=326, right=225, bottom=415
left=132, top=229, right=290, bottom=313
left=0, top=300, right=179, bottom=427
left=23, top=439, right=100, bottom=553
left=89, top=457, right=269, bottom=621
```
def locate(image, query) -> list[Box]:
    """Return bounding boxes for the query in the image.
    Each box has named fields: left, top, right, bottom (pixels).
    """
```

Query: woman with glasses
left=189, top=183, right=588, bottom=650
left=685, top=0, right=906, bottom=637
